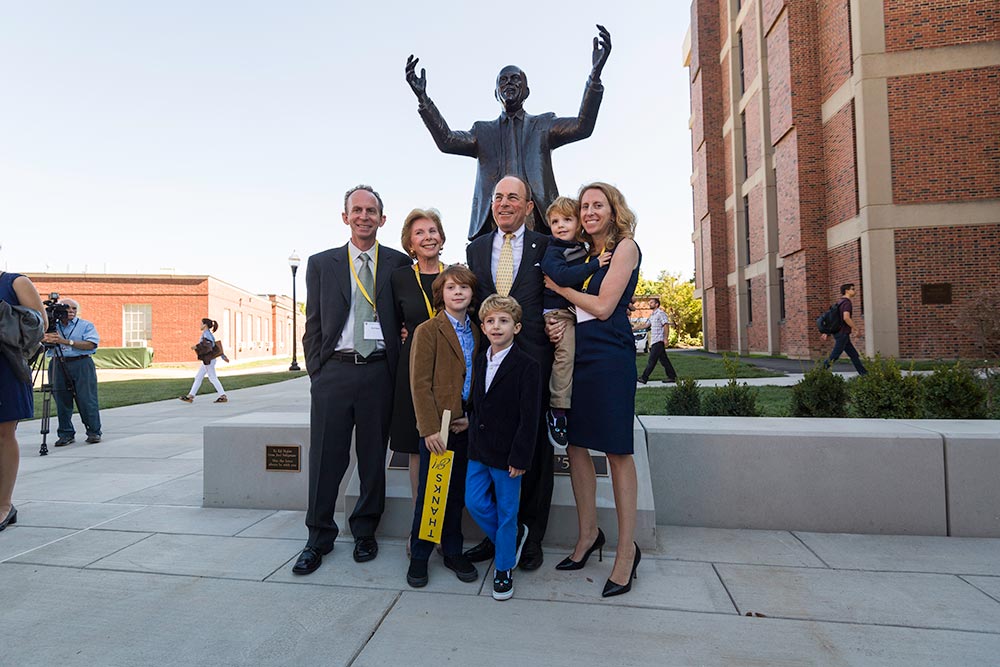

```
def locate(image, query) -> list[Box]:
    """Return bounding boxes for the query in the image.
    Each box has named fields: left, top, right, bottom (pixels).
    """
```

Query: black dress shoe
left=0, top=505, right=17, bottom=531
left=85, top=434, right=101, bottom=444
left=406, top=559, right=428, bottom=588
left=353, top=536, right=378, bottom=563
left=443, top=554, right=479, bottom=582
left=463, top=537, right=495, bottom=563
left=518, top=540, right=543, bottom=571
left=54, top=436, right=75, bottom=447
left=292, top=546, right=326, bottom=575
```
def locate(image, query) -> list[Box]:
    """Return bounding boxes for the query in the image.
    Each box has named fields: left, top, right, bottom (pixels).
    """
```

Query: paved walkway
left=4, top=379, right=999, bottom=665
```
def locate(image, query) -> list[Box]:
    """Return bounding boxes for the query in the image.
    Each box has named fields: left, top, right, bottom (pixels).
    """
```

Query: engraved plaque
left=265, top=445, right=301, bottom=472
left=554, top=453, right=609, bottom=477
left=921, top=283, right=952, bottom=305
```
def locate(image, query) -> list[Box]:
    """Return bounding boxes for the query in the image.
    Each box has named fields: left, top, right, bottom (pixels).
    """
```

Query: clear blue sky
left=0, top=1, right=693, bottom=297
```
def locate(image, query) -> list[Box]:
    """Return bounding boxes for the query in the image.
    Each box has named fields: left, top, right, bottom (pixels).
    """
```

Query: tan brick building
left=29, top=274, right=301, bottom=364
left=685, top=0, right=999, bottom=359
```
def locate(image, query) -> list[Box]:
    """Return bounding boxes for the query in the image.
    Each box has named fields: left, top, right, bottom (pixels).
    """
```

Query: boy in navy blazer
left=466, top=294, right=541, bottom=600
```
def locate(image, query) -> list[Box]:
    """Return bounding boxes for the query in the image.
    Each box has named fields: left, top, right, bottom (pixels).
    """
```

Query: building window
left=246, top=314, right=254, bottom=342
left=222, top=309, right=231, bottom=349
left=263, top=318, right=270, bottom=344
left=746, top=279, right=753, bottom=324
left=236, top=313, right=242, bottom=347
left=122, top=304, right=152, bottom=347
left=778, top=268, right=786, bottom=321
left=740, top=111, right=748, bottom=180
left=737, top=30, right=745, bottom=96
left=743, top=195, right=751, bottom=265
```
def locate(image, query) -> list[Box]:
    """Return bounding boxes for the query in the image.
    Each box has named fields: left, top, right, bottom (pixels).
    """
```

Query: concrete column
left=859, top=228, right=900, bottom=357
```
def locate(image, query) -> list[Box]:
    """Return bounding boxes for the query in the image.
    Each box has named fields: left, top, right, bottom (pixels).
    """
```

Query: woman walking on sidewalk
left=179, top=318, right=229, bottom=403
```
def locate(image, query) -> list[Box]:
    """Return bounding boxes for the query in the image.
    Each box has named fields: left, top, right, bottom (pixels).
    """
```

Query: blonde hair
left=578, top=182, right=637, bottom=251
left=546, top=196, right=579, bottom=222
left=400, top=208, right=446, bottom=258
left=478, top=294, right=522, bottom=324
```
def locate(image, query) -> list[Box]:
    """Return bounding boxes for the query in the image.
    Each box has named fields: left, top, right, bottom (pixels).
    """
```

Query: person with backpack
left=821, top=283, right=867, bottom=375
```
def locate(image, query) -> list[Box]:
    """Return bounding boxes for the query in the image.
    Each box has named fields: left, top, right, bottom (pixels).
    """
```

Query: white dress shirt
left=491, top=224, right=526, bottom=284
left=335, top=241, right=387, bottom=353
left=484, top=342, right=514, bottom=393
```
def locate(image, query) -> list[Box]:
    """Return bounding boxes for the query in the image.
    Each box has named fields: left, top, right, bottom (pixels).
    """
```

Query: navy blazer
left=468, top=342, right=541, bottom=472
left=302, top=242, right=410, bottom=376
left=466, top=228, right=552, bottom=366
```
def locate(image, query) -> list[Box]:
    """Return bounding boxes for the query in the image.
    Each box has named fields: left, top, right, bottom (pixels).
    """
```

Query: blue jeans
left=465, top=459, right=521, bottom=571
left=825, top=332, right=867, bottom=375
left=409, top=430, right=469, bottom=562
left=50, top=355, right=102, bottom=438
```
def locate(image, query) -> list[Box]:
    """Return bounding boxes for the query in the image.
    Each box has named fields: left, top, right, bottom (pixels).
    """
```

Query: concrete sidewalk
left=3, top=378, right=999, bottom=665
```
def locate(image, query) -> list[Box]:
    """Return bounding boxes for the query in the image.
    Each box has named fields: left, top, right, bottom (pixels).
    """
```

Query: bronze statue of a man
left=406, top=25, right=612, bottom=239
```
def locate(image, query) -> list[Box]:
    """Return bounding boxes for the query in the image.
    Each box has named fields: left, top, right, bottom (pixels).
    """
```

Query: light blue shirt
left=49, top=317, right=100, bottom=358
left=445, top=311, right=475, bottom=402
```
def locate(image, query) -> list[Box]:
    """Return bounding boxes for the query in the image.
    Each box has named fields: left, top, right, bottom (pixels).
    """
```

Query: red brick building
left=29, top=274, right=302, bottom=364
left=685, top=0, right=999, bottom=359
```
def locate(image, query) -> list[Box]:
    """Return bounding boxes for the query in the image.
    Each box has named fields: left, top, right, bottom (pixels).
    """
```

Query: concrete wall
left=641, top=416, right=1000, bottom=537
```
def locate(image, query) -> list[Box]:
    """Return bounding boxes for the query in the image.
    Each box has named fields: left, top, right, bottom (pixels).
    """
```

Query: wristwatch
left=68, top=340, right=74, bottom=347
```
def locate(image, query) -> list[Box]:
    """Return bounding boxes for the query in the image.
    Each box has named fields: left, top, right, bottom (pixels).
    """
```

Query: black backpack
left=816, top=302, right=843, bottom=334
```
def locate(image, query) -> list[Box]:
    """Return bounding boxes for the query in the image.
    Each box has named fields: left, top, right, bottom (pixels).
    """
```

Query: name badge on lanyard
left=363, top=321, right=384, bottom=341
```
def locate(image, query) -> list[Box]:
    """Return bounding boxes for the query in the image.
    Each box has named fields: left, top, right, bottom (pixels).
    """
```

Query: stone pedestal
left=346, top=417, right=657, bottom=548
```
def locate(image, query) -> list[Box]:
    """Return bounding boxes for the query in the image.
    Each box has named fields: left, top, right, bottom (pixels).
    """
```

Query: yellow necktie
left=496, top=233, right=514, bottom=296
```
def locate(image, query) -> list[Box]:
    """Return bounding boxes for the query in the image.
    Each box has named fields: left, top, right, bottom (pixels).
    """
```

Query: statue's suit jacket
left=303, top=243, right=410, bottom=376
left=418, top=79, right=604, bottom=240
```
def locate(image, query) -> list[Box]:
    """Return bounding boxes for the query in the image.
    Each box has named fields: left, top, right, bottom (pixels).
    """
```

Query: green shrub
left=665, top=376, right=701, bottom=415
left=848, top=355, right=921, bottom=419
left=980, top=366, right=1000, bottom=419
left=919, top=362, right=987, bottom=419
left=702, top=355, right=760, bottom=416
left=791, top=364, right=849, bottom=417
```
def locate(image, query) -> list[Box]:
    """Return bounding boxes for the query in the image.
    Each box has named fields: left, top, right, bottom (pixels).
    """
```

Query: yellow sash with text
left=418, top=409, right=454, bottom=543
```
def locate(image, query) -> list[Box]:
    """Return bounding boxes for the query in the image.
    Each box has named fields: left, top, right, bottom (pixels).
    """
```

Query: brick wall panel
left=766, top=13, right=793, bottom=142
left=823, top=101, right=859, bottom=227
left=884, top=0, right=999, bottom=51
left=828, top=240, right=865, bottom=351
left=888, top=68, right=1000, bottom=203
left=818, top=0, right=853, bottom=101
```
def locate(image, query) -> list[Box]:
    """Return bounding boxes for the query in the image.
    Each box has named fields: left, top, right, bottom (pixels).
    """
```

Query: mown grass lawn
left=634, top=353, right=783, bottom=380
left=635, top=385, right=794, bottom=417
left=32, top=371, right=307, bottom=419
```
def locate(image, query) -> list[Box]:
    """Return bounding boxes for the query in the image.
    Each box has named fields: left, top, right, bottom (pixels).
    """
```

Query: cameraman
left=42, top=299, right=102, bottom=446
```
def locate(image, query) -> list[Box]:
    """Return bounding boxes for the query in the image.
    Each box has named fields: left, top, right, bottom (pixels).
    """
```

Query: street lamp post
left=288, top=252, right=301, bottom=371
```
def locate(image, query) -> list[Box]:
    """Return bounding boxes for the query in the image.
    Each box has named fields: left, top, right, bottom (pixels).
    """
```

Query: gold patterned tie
left=495, top=233, right=514, bottom=296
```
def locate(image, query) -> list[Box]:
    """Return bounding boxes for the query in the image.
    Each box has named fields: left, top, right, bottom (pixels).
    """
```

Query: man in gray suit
left=293, top=185, right=411, bottom=575
left=405, top=25, right=612, bottom=240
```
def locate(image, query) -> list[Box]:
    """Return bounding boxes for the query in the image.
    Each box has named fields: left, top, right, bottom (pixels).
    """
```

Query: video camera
left=43, top=293, right=71, bottom=334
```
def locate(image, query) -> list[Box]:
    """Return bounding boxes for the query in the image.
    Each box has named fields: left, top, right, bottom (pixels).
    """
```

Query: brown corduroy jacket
left=409, top=310, right=479, bottom=438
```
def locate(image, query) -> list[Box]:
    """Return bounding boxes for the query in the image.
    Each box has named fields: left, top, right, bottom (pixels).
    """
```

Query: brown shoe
left=179, top=395, right=194, bottom=403
left=214, top=395, right=228, bottom=403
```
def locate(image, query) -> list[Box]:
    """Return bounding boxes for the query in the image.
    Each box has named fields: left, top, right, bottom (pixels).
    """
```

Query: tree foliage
left=634, top=271, right=702, bottom=344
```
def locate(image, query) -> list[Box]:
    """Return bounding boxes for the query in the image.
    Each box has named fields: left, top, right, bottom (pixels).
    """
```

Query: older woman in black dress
left=544, top=182, right=641, bottom=597
left=390, top=208, right=446, bottom=502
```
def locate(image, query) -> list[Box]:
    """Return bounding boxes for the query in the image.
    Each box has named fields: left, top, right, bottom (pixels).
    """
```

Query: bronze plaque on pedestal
left=554, top=453, right=609, bottom=477
left=265, top=445, right=301, bottom=472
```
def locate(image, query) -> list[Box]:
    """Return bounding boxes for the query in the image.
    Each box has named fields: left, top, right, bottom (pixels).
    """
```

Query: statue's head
left=495, top=65, right=529, bottom=112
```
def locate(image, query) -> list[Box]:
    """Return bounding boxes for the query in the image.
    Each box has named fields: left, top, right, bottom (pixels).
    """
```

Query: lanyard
left=348, top=242, right=380, bottom=313
left=59, top=320, right=79, bottom=341
left=413, top=262, right=444, bottom=319
left=582, top=244, right=607, bottom=293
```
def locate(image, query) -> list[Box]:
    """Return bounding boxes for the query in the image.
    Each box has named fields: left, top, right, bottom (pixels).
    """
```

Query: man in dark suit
left=405, top=25, right=611, bottom=240
left=464, top=175, right=554, bottom=570
left=292, top=185, right=411, bottom=575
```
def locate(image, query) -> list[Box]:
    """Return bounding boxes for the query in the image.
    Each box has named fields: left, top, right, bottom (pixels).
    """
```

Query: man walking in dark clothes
left=822, top=283, right=867, bottom=375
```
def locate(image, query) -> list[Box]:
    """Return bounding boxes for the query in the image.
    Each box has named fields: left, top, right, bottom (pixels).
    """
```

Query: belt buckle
left=354, top=353, right=366, bottom=365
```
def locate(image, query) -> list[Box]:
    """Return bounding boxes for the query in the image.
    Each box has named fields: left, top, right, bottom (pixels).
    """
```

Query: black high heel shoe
left=0, top=505, right=17, bottom=532
left=602, top=542, right=641, bottom=598
left=555, top=528, right=606, bottom=571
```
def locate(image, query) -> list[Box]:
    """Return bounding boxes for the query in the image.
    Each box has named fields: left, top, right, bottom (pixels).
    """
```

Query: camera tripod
left=32, top=344, right=77, bottom=456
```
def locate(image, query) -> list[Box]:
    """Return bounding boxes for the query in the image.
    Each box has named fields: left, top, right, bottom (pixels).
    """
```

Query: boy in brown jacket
left=406, top=264, right=480, bottom=587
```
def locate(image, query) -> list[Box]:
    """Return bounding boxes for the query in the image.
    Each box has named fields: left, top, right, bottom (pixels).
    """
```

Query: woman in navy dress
left=0, top=272, right=46, bottom=532
left=543, top=182, right=641, bottom=597
left=390, top=209, right=447, bottom=503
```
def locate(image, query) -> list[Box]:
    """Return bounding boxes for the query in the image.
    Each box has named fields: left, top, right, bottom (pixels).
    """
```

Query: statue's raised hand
left=405, top=55, right=427, bottom=98
left=591, top=24, right=612, bottom=81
